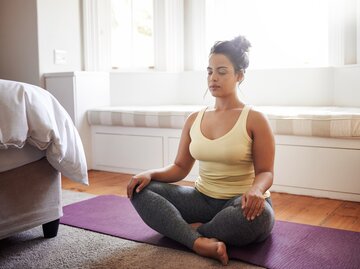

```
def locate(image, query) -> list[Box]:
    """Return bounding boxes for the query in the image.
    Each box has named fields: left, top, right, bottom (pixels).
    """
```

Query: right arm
left=127, top=112, right=198, bottom=198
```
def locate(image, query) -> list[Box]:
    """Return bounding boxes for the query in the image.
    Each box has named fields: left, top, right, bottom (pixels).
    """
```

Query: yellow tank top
left=190, top=106, right=270, bottom=199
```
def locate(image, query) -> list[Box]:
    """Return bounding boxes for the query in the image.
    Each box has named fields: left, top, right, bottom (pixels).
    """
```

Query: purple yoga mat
left=60, top=195, right=360, bottom=269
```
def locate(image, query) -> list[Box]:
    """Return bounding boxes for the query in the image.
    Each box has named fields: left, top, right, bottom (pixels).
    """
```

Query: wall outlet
left=54, top=49, right=68, bottom=65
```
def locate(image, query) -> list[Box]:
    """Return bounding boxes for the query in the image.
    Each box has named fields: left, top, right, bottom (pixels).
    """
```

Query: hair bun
left=209, top=34, right=251, bottom=71
left=231, top=36, right=251, bottom=53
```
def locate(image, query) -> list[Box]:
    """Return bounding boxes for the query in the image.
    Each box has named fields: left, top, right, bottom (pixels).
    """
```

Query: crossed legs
left=130, top=181, right=274, bottom=264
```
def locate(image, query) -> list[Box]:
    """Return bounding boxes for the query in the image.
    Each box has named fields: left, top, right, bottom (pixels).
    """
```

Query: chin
left=209, top=89, right=219, bottom=96
left=210, top=91, right=222, bottom=97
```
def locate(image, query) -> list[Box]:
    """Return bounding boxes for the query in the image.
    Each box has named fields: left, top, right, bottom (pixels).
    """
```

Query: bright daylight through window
left=206, top=0, right=329, bottom=69
left=110, top=0, right=331, bottom=70
left=111, top=0, right=154, bottom=70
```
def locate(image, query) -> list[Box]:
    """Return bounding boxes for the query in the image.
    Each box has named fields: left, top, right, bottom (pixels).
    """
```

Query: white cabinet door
left=93, top=133, right=164, bottom=174
left=274, top=145, right=360, bottom=194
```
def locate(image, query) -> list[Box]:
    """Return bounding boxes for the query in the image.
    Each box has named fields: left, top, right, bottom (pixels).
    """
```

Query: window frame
left=82, top=0, right=359, bottom=72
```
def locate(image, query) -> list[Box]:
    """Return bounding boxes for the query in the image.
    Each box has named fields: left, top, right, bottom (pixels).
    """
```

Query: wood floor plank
left=278, top=197, right=342, bottom=226
left=62, top=170, right=360, bottom=232
left=320, top=201, right=360, bottom=232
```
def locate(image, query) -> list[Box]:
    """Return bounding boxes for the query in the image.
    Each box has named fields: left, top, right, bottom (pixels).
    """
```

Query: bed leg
left=42, top=219, right=60, bottom=238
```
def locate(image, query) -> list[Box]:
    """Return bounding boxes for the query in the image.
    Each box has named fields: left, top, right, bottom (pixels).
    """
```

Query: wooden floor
left=62, top=170, right=360, bottom=233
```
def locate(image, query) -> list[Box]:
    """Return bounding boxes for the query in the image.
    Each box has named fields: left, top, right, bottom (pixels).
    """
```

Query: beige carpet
left=0, top=190, right=263, bottom=269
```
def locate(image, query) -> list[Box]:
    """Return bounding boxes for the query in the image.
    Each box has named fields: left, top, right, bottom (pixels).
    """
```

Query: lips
left=209, top=85, right=220, bottom=90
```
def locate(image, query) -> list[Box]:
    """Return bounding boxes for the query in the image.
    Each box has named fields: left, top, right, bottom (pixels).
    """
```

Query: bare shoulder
left=248, top=108, right=268, bottom=123
left=183, top=110, right=200, bottom=130
left=188, top=110, right=200, bottom=121
left=247, top=108, right=273, bottom=136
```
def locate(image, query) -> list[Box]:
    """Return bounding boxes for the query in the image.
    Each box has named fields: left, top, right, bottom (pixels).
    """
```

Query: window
left=111, top=0, right=154, bottom=70
left=84, top=0, right=357, bottom=71
left=205, top=0, right=330, bottom=69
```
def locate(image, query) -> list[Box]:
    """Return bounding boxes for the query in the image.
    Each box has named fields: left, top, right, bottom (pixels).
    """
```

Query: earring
left=203, top=88, right=209, bottom=99
left=238, top=78, right=244, bottom=87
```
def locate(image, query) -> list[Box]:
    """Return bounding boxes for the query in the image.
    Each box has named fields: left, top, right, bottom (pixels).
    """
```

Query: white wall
left=0, top=0, right=40, bottom=86
left=0, top=0, right=82, bottom=86
left=110, top=67, right=350, bottom=107
left=333, top=65, right=360, bottom=106
left=178, top=68, right=334, bottom=106
left=110, top=72, right=180, bottom=106
left=177, top=71, right=209, bottom=105
left=241, top=67, right=334, bottom=106
left=37, top=0, right=83, bottom=85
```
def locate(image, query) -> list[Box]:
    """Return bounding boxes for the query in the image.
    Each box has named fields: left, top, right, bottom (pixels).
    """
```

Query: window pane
left=111, top=0, right=154, bottom=69
left=206, top=0, right=329, bottom=68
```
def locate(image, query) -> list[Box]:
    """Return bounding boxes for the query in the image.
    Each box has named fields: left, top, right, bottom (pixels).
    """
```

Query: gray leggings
left=131, top=181, right=275, bottom=250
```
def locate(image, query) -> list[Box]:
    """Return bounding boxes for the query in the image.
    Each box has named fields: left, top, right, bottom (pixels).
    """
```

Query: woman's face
left=207, top=53, right=243, bottom=97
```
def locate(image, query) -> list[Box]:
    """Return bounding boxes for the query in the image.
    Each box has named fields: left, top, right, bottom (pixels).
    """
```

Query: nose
left=209, top=72, right=218, bottom=81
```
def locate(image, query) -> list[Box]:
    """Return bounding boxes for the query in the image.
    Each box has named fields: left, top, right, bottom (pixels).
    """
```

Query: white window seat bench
left=88, top=105, right=360, bottom=202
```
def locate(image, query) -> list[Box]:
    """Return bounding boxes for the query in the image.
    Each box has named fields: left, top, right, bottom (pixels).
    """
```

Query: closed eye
left=207, top=66, right=229, bottom=75
left=218, top=67, right=228, bottom=74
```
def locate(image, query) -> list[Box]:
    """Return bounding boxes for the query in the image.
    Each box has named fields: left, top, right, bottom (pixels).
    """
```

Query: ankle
left=193, top=237, right=229, bottom=265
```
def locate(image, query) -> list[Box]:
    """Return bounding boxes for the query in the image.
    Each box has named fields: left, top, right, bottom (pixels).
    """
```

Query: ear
left=236, top=70, right=244, bottom=82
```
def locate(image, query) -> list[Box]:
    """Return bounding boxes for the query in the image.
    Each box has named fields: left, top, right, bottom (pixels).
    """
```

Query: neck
left=214, top=96, right=243, bottom=111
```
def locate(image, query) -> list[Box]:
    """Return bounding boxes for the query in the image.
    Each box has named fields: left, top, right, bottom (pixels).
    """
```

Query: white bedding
left=0, top=79, right=88, bottom=184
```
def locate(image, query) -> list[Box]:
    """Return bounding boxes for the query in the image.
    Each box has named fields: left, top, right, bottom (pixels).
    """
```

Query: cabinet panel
left=274, top=145, right=360, bottom=194
left=93, top=133, right=164, bottom=171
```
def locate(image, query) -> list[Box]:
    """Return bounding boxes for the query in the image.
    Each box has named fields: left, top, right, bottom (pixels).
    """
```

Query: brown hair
left=210, top=35, right=251, bottom=72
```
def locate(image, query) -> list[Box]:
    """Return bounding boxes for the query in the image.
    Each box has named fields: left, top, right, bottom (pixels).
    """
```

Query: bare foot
left=189, top=222, right=203, bottom=230
left=193, top=237, right=229, bottom=265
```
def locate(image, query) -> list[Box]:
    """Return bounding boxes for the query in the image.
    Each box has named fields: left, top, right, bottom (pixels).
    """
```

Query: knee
left=257, top=202, right=275, bottom=227
left=264, top=202, right=275, bottom=223
left=254, top=202, right=275, bottom=241
left=144, top=181, right=163, bottom=192
left=131, top=181, right=162, bottom=203
left=130, top=182, right=151, bottom=204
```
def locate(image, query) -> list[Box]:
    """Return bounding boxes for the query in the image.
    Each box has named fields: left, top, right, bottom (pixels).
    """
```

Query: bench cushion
left=88, top=105, right=360, bottom=138
left=87, top=105, right=203, bottom=129
left=257, top=106, right=360, bottom=138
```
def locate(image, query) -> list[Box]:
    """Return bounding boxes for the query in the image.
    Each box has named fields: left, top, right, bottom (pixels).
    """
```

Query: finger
left=127, top=184, right=132, bottom=199
left=127, top=177, right=138, bottom=199
left=242, top=195, right=250, bottom=217
left=241, top=194, right=246, bottom=209
left=250, top=199, right=266, bottom=220
left=136, top=180, right=147, bottom=193
left=244, top=194, right=256, bottom=216
left=127, top=182, right=134, bottom=199
left=250, top=199, right=263, bottom=220
left=256, top=200, right=266, bottom=217
left=245, top=198, right=257, bottom=220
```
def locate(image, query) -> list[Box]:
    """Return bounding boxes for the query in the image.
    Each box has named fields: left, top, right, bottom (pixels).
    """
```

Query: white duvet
left=0, top=79, right=88, bottom=184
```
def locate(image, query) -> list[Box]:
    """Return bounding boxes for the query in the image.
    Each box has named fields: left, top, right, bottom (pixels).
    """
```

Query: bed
left=0, top=79, right=88, bottom=239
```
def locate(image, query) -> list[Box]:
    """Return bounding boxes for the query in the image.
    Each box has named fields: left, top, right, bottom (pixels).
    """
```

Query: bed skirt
left=0, top=158, right=62, bottom=239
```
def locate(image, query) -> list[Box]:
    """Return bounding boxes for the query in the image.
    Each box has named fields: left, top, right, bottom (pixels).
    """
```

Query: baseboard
left=270, top=184, right=360, bottom=202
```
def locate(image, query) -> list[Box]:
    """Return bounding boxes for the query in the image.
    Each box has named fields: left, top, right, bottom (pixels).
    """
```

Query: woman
left=127, top=35, right=275, bottom=265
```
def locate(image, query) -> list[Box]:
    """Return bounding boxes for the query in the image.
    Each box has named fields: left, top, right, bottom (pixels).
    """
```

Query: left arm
left=241, top=110, right=275, bottom=220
